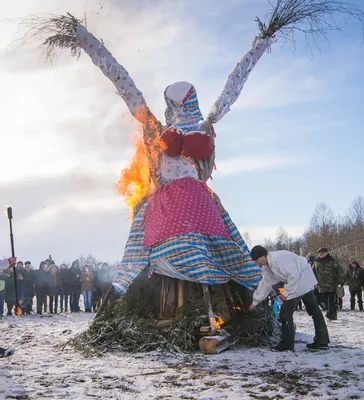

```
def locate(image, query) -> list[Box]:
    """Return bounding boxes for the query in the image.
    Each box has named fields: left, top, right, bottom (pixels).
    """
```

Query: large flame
left=117, top=136, right=153, bottom=216
left=117, top=115, right=166, bottom=218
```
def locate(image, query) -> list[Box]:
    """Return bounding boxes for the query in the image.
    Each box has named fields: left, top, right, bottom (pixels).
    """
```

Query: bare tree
left=275, top=226, right=292, bottom=250
left=310, top=202, right=336, bottom=237
left=347, top=196, right=364, bottom=227
left=242, top=231, right=252, bottom=249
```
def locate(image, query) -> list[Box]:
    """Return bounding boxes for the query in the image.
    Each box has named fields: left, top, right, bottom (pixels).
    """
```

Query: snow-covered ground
left=1, top=292, right=364, bottom=400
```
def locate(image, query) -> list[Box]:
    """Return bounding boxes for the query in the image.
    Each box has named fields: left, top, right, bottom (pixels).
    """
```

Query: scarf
left=164, top=81, right=203, bottom=133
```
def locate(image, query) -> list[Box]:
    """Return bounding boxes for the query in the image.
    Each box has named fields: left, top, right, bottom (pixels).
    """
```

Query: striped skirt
left=112, top=198, right=261, bottom=295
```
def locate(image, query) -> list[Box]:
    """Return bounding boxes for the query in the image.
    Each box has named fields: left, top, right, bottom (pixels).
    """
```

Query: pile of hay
left=67, top=284, right=278, bottom=356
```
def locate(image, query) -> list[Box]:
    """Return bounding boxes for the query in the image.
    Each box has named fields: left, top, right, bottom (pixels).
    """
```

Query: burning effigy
left=22, top=1, right=364, bottom=355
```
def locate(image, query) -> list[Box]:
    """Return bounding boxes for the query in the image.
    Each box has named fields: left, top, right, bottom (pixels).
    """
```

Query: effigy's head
left=164, top=81, right=203, bottom=131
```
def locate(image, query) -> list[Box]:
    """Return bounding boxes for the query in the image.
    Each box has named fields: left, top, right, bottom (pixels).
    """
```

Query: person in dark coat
left=346, top=261, right=363, bottom=311
left=22, top=262, right=36, bottom=314
left=48, top=265, right=61, bottom=314
left=5, top=262, right=24, bottom=316
left=90, top=265, right=102, bottom=312
left=314, top=248, right=344, bottom=321
left=359, top=267, right=364, bottom=288
left=68, top=261, right=81, bottom=312
left=0, top=269, right=7, bottom=318
left=59, top=264, right=71, bottom=312
left=35, top=262, right=49, bottom=315
left=308, top=255, right=327, bottom=311
left=98, top=263, right=110, bottom=298
left=15, top=261, right=25, bottom=306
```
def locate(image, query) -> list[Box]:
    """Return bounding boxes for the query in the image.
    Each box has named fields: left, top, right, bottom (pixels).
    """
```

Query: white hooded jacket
left=252, top=250, right=317, bottom=306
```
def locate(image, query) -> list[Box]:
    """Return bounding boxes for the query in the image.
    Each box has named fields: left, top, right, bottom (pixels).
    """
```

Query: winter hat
left=317, top=247, right=329, bottom=253
left=250, top=245, right=268, bottom=261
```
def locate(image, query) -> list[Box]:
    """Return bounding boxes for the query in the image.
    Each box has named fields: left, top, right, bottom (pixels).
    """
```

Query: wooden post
left=95, top=286, right=114, bottom=319
left=159, top=276, right=165, bottom=319
left=223, top=284, right=234, bottom=307
left=202, top=285, right=217, bottom=335
left=177, top=280, right=184, bottom=309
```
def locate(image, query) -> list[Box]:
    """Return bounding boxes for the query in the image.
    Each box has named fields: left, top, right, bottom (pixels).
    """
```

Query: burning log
left=156, top=319, right=174, bottom=328
left=199, top=331, right=231, bottom=355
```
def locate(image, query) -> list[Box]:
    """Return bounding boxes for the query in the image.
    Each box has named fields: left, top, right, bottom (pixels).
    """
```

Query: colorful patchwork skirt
left=112, top=189, right=262, bottom=295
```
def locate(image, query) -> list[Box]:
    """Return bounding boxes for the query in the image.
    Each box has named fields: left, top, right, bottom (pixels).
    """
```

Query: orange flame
left=117, top=112, right=166, bottom=218
left=233, top=306, right=241, bottom=311
left=278, top=287, right=284, bottom=295
left=117, top=136, right=153, bottom=216
left=214, top=316, right=225, bottom=330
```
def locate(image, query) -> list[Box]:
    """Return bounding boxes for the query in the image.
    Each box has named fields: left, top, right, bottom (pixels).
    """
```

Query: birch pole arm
left=207, top=38, right=272, bottom=125
left=75, top=25, right=153, bottom=125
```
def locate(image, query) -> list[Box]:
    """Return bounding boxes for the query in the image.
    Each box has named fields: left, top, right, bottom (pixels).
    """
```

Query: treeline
left=262, top=196, right=364, bottom=266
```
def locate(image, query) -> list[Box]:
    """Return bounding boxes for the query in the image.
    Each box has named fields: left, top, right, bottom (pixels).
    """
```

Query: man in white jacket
left=248, top=246, right=329, bottom=351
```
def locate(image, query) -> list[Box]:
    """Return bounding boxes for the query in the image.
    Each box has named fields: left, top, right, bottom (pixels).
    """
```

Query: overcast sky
left=1, top=0, right=363, bottom=265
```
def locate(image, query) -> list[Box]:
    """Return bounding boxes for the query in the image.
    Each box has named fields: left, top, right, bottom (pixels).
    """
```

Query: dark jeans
left=60, top=292, right=69, bottom=312
left=350, top=290, right=363, bottom=310
left=323, top=292, right=337, bottom=320
left=49, top=295, right=58, bottom=314
left=279, top=290, right=330, bottom=350
left=0, top=291, right=5, bottom=317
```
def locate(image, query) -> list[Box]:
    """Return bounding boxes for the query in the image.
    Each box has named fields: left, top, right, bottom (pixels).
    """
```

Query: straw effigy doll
left=24, top=1, right=364, bottom=299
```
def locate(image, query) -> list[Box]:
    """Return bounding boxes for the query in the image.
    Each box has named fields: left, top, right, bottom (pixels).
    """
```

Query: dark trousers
left=60, top=292, right=69, bottom=312
left=0, top=291, right=5, bottom=317
left=70, top=291, right=79, bottom=312
left=49, top=296, right=58, bottom=314
left=43, top=294, right=48, bottom=313
left=36, top=289, right=47, bottom=314
left=335, top=297, right=343, bottom=310
left=350, top=290, right=363, bottom=310
left=302, top=290, right=330, bottom=345
left=323, top=292, right=337, bottom=320
left=23, top=296, right=33, bottom=314
left=279, top=291, right=330, bottom=350
left=6, top=301, right=15, bottom=315
left=295, top=300, right=303, bottom=311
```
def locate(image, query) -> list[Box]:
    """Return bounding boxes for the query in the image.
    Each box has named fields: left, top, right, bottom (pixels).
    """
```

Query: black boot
left=0, top=347, right=16, bottom=358
left=271, top=343, right=294, bottom=352
left=306, top=342, right=328, bottom=350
